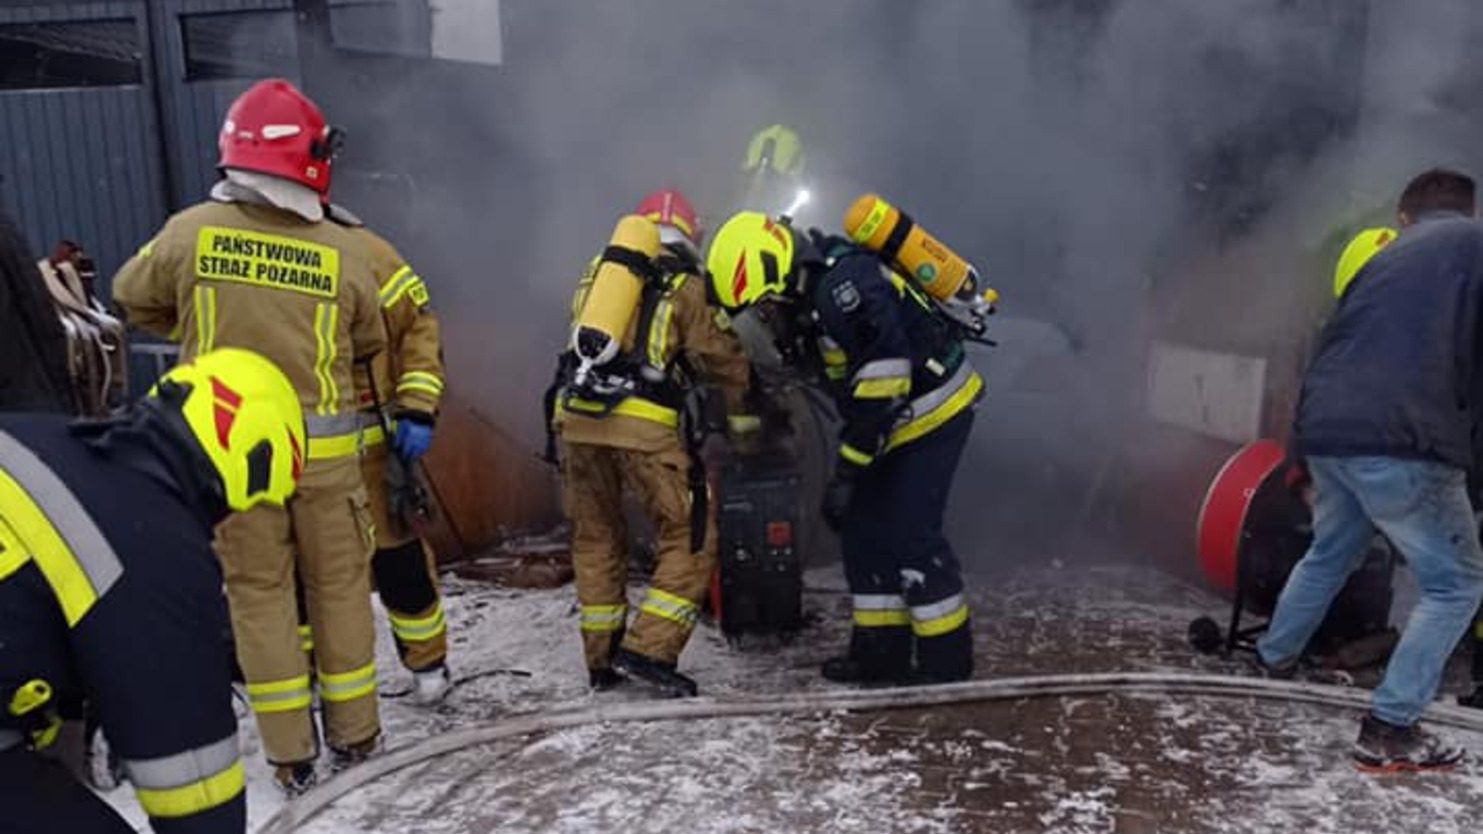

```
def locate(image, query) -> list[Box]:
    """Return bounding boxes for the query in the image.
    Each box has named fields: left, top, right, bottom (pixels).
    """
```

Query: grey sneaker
left=1354, top=715, right=1464, bottom=773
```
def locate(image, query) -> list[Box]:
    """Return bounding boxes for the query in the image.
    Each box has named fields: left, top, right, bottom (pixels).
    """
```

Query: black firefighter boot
left=611, top=648, right=699, bottom=698
left=822, top=625, right=913, bottom=685
left=913, top=617, right=974, bottom=684
left=589, top=627, right=629, bottom=691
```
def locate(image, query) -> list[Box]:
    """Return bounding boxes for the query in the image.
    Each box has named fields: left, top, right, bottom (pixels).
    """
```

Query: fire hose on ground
left=256, top=671, right=1483, bottom=834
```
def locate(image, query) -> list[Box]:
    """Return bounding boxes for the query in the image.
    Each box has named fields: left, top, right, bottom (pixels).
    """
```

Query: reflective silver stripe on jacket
left=900, top=361, right=975, bottom=421
left=0, top=729, right=22, bottom=751
left=305, top=413, right=361, bottom=438
left=852, top=358, right=912, bottom=383
left=0, top=429, right=122, bottom=599
left=123, top=735, right=240, bottom=790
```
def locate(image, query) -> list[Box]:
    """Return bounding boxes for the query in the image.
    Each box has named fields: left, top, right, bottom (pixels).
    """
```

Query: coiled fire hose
left=257, top=671, right=1483, bottom=833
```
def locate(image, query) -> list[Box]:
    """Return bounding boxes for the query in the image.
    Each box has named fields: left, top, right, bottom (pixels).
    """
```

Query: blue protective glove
left=392, top=418, right=434, bottom=461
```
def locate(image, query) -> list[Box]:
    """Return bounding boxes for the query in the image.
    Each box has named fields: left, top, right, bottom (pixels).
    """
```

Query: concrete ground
left=106, top=562, right=1483, bottom=833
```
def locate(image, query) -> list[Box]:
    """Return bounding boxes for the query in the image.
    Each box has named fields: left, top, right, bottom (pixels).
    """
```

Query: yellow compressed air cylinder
left=843, top=193, right=980, bottom=304
left=571, top=215, right=661, bottom=366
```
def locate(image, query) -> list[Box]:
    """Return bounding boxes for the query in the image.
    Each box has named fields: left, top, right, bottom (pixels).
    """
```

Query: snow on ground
left=102, top=563, right=1483, bottom=833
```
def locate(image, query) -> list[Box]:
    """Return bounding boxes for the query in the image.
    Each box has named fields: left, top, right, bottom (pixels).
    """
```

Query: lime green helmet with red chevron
left=149, top=348, right=305, bottom=512
left=705, top=211, right=800, bottom=311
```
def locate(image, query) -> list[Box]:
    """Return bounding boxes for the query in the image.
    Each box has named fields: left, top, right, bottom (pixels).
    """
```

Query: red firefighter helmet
left=218, top=79, right=342, bottom=196
left=636, top=188, right=703, bottom=249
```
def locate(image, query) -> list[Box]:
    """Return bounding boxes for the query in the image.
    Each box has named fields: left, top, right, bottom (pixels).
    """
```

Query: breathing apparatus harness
left=543, top=244, right=713, bottom=552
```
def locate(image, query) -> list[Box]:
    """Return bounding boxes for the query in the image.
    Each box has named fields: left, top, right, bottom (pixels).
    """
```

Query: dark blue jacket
left=809, top=249, right=978, bottom=468
left=0, top=414, right=244, bottom=834
left=1295, top=213, right=1483, bottom=469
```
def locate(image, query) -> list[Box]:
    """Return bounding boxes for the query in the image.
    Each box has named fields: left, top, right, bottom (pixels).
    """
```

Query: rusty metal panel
left=422, top=391, right=561, bottom=561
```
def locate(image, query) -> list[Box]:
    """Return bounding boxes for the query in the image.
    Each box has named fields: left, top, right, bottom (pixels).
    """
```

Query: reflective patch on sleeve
left=195, top=226, right=340, bottom=298
left=0, top=429, right=123, bottom=626
left=379, top=265, right=430, bottom=309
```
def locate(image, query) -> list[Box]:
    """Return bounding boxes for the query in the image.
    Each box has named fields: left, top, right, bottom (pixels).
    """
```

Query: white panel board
left=1146, top=341, right=1267, bottom=444
left=430, top=0, right=501, bottom=65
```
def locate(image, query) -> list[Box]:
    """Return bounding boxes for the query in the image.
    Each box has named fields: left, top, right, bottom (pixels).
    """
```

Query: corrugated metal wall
left=0, top=2, right=167, bottom=295
left=146, top=0, right=298, bottom=208
left=0, top=0, right=303, bottom=292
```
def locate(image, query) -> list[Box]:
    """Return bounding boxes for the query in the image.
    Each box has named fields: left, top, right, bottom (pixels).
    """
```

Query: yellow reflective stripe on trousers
left=245, top=675, right=313, bottom=714
left=852, top=594, right=910, bottom=628
left=298, top=624, right=314, bottom=653
left=0, top=429, right=123, bottom=627
left=125, top=735, right=243, bottom=819
left=389, top=605, right=447, bottom=642
left=318, top=662, right=377, bottom=703
left=581, top=603, right=628, bottom=632
left=312, top=302, right=340, bottom=417
left=193, top=285, right=217, bottom=353
left=560, top=396, right=680, bottom=428
left=397, top=371, right=444, bottom=398
left=910, top=593, right=970, bottom=638
left=639, top=588, right=699, bottom=628
left=887, top=364, right=983, bottom=451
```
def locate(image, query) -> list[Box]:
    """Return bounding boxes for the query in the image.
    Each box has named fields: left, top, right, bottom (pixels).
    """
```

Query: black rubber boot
left=914, top=619, right=974, bottom=684
left=611, top=648, right=698, bottom=698
left=328, top=734, right=382, bottom=774
left=821, top=625, right=913, bottom=685
left=274, top=761, right=317, bottom=798
left=588, top=668, right=626, bottom=691
left=1353, top=715, right=1464, bottom=773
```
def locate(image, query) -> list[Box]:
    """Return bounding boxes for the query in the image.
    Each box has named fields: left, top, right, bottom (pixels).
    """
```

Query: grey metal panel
left=0, top=2, right=168, bottom=295
left=329, top=0, right=432, bottom=58
left=150, top=0, right=299, bottom=207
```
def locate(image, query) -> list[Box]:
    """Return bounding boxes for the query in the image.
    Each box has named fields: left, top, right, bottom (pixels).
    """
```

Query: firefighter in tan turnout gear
left=112, top=79, right=386, bottom=795
left=552, top=189, right=757, bottom=696
left=333, top=213, right=451, bottom=703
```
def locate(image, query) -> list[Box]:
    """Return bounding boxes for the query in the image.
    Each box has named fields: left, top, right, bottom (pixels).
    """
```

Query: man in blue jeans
left=1259, top=168, right=1483, bottom=772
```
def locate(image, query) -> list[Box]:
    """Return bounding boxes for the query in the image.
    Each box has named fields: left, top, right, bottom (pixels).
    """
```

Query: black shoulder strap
left=601, top=245, right=662, bottom=284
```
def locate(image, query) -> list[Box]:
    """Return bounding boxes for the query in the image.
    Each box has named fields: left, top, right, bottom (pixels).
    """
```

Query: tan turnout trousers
left=217, top=455, right=378, bottom=764
left=561, top=441, right=717, bottom=669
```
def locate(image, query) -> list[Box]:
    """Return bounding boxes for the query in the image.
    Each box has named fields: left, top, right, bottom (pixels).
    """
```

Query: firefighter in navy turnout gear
left=707, top=209, right=985, bottom=684
left=0, top=348, right=305, bottom=834
left=550, top=190, right=756, bottom=697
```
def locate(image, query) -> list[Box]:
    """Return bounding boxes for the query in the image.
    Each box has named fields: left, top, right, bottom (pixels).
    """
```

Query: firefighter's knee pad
left=372, top=540, right=438, bottom=614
